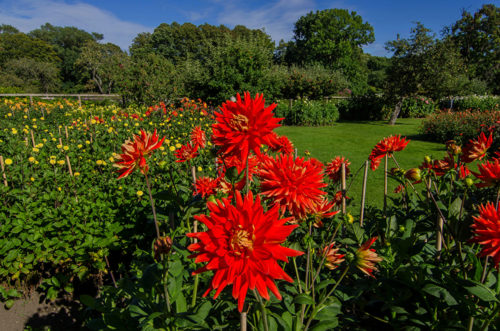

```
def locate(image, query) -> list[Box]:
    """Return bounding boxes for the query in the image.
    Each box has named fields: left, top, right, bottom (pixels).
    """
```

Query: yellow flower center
left=230, top=228, right=254, bottom=256
left=230, top=114, right=249, bottom=132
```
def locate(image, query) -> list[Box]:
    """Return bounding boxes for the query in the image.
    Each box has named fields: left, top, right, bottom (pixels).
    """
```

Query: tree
left=0, top=58, right=60, bottom=92
left=29, top=23, right=103, bottom=91
left=283, top=9, right=374, bottom=94
left=449, top=4, right=500, bottom=93
left=385, top=23, right=471, bottom=124
left=0, top=24, right=19, bottom=34
left=0, top=32, right=59, bottom=66
left=75, top=41, right=129, bottom=94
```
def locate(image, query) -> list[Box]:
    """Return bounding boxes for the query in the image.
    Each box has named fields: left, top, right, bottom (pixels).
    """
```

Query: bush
left=338, top=92, right=387, bottom=120
left=274, top=98, right=339, bottom=126
left=439, top=95, right=500, bottom=111
left=421, top=109, right=500, bottom=149
left=400, top=96, right=437, bottom=118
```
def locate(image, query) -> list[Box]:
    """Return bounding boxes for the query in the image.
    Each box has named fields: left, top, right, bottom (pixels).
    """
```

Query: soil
left=0, top=292, right=84, bottom=331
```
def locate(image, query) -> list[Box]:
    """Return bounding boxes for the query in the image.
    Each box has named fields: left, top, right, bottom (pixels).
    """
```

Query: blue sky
left=0, top=0, right=494, bottom=56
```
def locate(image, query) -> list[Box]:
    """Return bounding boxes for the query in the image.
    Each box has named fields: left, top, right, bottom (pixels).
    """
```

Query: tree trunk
left=388, top=98, right=403, bottom=125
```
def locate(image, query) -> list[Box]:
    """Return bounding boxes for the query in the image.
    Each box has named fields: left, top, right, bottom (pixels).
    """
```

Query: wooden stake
left=30, top=130, right=36, bottom=147
left=59, top=137, right=63, bottom=146
left=66, top=155, right=73, bottom=177
left=360, top=160, right=369, bottom=227
left=240, top=312, right=247, bottom=331
left=294, top=148, right=298, bottom=159
left=341, top=163, right=346, bottom=214
left=436, top=216, right=443, bottom=251
left=64, top=126, right=69, bottom=140
left=383, top=154, right=388, bottom=216
left=24, top=137, right=28, bottom=147
left=0, top=156, right=7, bottom=187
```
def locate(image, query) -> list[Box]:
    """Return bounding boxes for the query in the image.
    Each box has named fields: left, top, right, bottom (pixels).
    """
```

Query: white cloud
left=214, top=0, right=314, bottom=43
left=0, top=0, right=152, bottom=50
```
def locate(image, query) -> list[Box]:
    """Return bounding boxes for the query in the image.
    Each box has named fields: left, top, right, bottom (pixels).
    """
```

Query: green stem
left=253, top=289, right=269, bottom=331
left=303, top=266, right=350, bottom=331
left=191, top=274, right=200, bottom=308
left=145, top=173, right=161, bottom=239
left=293, top=257, right=303, bottom=294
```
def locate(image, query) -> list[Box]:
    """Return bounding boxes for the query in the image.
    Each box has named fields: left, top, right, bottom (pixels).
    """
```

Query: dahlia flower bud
left=405, top=168, right=422, bottom=182
left=154, top=236, right=173, bottom=260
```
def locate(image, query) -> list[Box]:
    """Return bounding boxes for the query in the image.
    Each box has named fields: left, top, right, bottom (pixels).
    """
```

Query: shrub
left=274, top=98, right=339, bottom=126
left=439, top=95, right=500, bottom=112
left=400, top=95, right=437, bottom=118
left=421, top=109, right=500, bottom=150
left=338, top=92, right=387, bottom=120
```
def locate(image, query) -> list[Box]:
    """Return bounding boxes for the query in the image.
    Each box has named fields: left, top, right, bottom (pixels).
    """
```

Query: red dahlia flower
left=259, top=154, right=327, bottom=220
left=194, top=177, right=219, bottom=197
left=212, top=92, right=283, bottom=162
left=114, top=129, right=165, bottom=179
left=470, top=202, right=500, bottom=268
left=461, top=132, right=493, bottom=163
left=269, top=132, right=294, bottom=155
left=187, top=191, right=303, bottom=312
left=191, top=126, right=206, bottom=149
left=355, top=237, right=383, bottom=278
left=368, top=135, right=410, bottom=170
left=309, top=198, right=339, bottom=228
left=473, top=159, right=500, bottom=188
left=326, top=156, right=350, bottom=182
left=175, top=143, right=199, bottom=163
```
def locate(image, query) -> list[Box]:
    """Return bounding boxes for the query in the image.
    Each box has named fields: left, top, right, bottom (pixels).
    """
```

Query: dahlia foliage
left=187, top=191, right=303, bottom=312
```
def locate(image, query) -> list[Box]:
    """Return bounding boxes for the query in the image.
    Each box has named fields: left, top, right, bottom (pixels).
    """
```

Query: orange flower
left=212, top=92, right=282, bottom=162
left=470, top=202, right=500, bottom=268
left=326, top=156, right=350, bottom=182
left=355, top=237, right=383, bottom=278
left=269, top=132, right=294, bottom=155
left=191, top=126, right=206, bottom=149
left=461, top=132, right=493, bottom=163
left=473, top=159, right=500, bottom=188
left=432, top=153, right=455, bottom=176
left=114, top=129, right=165, bottom=179
left=259, top=154, right=327, bottom=220
left=310, top=198, right=339, bottom=228
left=187, top=191, right=303, bottom=312
left=175, top=143, right=199, bottom=163
left=369, top=135, right=410, bottom=170
left=322, top=243, right=345, bottom=270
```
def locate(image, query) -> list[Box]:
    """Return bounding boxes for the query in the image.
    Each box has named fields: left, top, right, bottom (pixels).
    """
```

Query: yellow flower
left=63, top=146, right=69, bottom=151
left=30, top=177, right=35, bottom=182
left=175, top=143, right=181, bottom=148
left=32, top=148, right=39, bottom=153
left=347, top=213, right=354, bottom=224
left=57, top=160, right=65, bottom=165
left=197, top=166, right=202, bottom=172
left=36, top=143, right=43, bottom=148
left=28, top=157, right=35, bottom=163
left=74, top=172, right=80, bottom=177
left=118, top=186, right=122, bottom=190
left=96, top=160, right=103, bottom=166
left=136, top=190, right=144, bottom=197
left=4, top=158, right=13, bottom=165
left=50, top=159, right=56, bottom=165
left=56, top=144, right=62, bottom=149
left=108, top=156, right=114, bottom=162
left=85, top=140, right=90, bottom=145
left=77, top=144, right=83, bottom=149
left=90, top=119, right=97, bottom=124
left=32, top=125, right=37, bottom=129
left=11, top=128, right=18, bottom=135
left=58, top=187, right=62, bottom=191
left=169, top=146, right=176, bottom=152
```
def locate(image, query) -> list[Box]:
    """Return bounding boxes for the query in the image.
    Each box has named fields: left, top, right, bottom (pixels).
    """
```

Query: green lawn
left=275, top=118, right=445, bottom=213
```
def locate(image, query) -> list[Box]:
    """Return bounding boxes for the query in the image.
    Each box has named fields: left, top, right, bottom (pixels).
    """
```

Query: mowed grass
left=275, top=118, right=445, bottom=213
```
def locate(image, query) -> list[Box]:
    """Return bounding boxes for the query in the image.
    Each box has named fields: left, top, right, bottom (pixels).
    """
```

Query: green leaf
left=129, top=304, right=148, bottom=318
left=80, top=294, right=96, bottom=309
left=4, top=299, right=14, bottom=310
left=175, top=292, right=187, bottom=313
left=311, top=319, right=338, bottom=331
left=293, top=293, right=314, bottom=305
left=465, top=282, right=499, bottom=303
left=315, top=302, right=341, bottom=321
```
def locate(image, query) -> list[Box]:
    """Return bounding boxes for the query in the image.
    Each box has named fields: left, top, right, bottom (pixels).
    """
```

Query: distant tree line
left=0, top=4, right=498, bottom=106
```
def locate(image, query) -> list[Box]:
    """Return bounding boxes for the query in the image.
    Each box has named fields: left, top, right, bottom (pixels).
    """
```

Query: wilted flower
left=154, top=236, right=173, bottom=260
left=321, top=243, right=345, bottom=270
